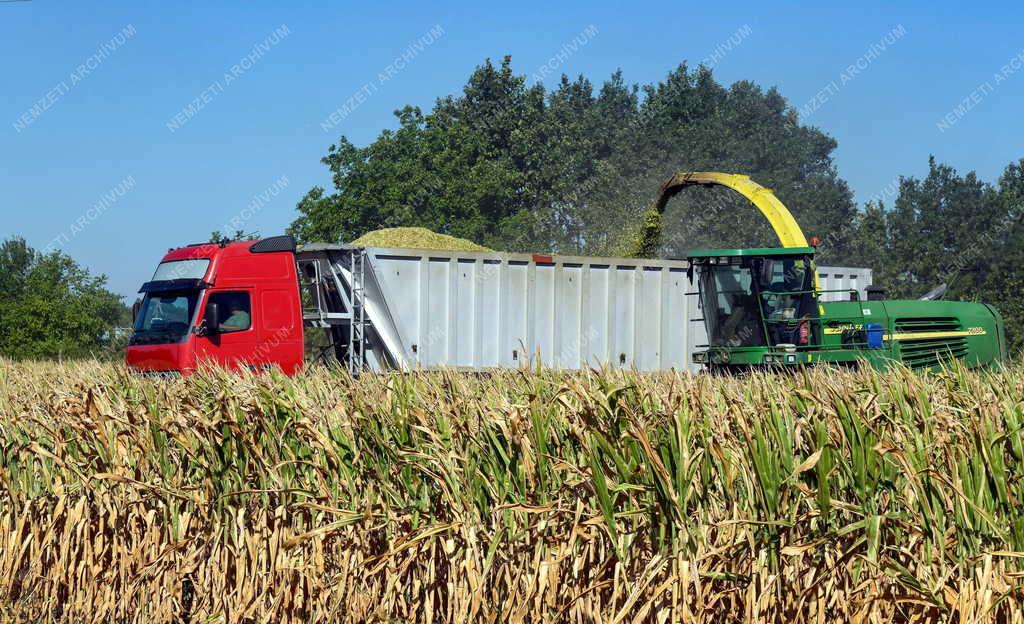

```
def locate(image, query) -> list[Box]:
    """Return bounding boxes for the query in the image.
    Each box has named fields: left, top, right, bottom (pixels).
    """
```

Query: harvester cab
left=688, top=247, right=821, bottom=368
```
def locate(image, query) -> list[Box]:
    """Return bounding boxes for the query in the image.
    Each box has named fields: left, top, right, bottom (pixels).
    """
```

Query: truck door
left=194, top=290, right=261, bottom=371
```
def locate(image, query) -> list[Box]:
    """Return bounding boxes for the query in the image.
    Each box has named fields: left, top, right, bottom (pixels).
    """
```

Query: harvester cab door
left=753, top=255, right=820, bottom=349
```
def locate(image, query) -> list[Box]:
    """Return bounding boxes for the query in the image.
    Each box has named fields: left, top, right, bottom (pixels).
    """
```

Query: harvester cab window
left=755, top=256, right=817, bottom=347
left=208, top=292, right=251, bottom=333
left=699, top=263, right=766, bottom=348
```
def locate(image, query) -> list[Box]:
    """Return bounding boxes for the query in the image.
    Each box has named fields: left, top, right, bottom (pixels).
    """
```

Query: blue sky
left=3, top=1, right=1022, bottom=299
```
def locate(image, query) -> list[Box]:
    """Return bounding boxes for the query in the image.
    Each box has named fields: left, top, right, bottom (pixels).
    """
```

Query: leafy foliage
left=0, top=237, right=127, bottom=359
left=290, top=58, right=857, bottom=261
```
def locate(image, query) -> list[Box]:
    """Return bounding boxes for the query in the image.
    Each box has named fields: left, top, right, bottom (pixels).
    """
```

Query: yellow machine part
left=653, top=172, right=810, bottom=248
left=650, top=172, right=821, bottom=297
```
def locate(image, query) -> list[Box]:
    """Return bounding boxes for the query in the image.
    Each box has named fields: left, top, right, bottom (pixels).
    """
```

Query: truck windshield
left=699, top=264, right=766, bottom=348
left=130, top=291, right=199, bottom=345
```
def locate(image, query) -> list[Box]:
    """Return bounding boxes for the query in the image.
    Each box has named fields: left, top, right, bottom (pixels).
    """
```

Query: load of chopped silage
left=618, top=204, right=664, bottom=258
left=351, top=227, right=492, bottom=252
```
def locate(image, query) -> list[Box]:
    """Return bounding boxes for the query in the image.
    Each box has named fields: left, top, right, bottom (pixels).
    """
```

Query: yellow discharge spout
left=623, top=171, right=819, bottom=294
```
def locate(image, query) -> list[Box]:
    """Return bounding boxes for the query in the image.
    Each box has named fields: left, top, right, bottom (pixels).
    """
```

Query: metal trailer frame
left=295, top=244, right=873, bottom=375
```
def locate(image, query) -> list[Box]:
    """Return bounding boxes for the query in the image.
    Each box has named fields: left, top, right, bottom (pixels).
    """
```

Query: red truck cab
left=125, top=236, right=304, bottom=375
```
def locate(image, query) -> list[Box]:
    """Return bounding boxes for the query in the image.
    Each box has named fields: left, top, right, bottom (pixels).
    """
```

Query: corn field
left=1, top=360, right=1024, bottom=623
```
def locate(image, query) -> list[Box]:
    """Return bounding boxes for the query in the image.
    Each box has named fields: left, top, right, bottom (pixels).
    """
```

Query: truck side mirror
left=201, top=302, right=221, bottom=335
left=131, top=300, right=141, bottom=323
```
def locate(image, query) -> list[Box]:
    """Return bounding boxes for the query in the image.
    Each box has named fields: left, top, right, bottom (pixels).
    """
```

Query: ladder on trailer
left=296, top=247, right=368, bottom=375
left=347, top=248, right=367, bottom=375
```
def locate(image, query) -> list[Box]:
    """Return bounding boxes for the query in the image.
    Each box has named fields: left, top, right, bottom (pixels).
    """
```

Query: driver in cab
left=760, top=259, right=810, bottom=344
left=219, top=299, right=250, bottom=332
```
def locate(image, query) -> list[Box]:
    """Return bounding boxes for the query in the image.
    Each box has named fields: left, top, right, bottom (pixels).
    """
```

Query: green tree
left=0, top=237, right=128, bottom=359
left=616, top=69, right=857, bottom=263
left=882, top=157, right=1001, bottom=298
left=290, top=58, right=858, bottom=261
left=847, top=200, right=889, bottom=271
left=966, top=160, right=1024, bottom=352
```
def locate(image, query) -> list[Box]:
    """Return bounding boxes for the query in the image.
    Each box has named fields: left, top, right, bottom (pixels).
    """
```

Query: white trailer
left=296, top=245, right=872, bottom=374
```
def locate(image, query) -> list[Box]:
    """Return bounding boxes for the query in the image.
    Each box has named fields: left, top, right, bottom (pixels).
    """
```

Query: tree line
left=291, top=57, right=859, bottom=262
